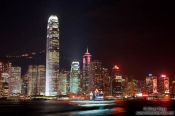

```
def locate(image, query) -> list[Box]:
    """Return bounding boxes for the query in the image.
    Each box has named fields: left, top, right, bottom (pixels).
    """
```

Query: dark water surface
left=0, top=100, right=175, bottom=116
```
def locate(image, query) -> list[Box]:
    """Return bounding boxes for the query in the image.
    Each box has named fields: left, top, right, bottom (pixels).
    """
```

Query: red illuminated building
left=82, top=48, right=92, bottom=93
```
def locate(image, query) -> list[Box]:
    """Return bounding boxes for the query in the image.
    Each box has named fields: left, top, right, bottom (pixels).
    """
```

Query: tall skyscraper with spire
left=82, top=48, right=92, bottom=93
left=45, top=15, right=59, bottom=96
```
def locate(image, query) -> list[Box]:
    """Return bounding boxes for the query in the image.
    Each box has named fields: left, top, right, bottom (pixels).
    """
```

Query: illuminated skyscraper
left=27, top=65, right=38, bottom=96
left=82, top=48, right=91, bottom=93
left=0, top=61, right=11, bottom=98
left=9, top=67, right=21, bottom=96
left=37, top=65, right=45, bottom=95
left=112, top=75, right=126, bottom=97
left=70, top=61, right=80, bottom=94
left=171, top=81, right=175, bottom=95
left=27, top=65, right=46, bottom=96
left=57, top=71, right=68, bottom=95
left=90, top=60, right=102, bottom=91
left=46, top=15, right=59, bottom=96
left=152, top=77, right=158, bottom=94
left=21, top=74, right=28, bottom=96
left=111, top=65, right=126, bottom=97
left=102, top=68, right=110, bottom=96
left=145, top=74, right=157, bottom=95
left=158, top=74, right=169, bottom=94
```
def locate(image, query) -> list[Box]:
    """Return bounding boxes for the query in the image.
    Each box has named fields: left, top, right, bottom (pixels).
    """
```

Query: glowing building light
left=113, top=65, right=119, bottom=70
left=135, top=93, right=143, bottom=97
left=142, top=94, right=148, bottom=97
left=161, top=74, right=166, bottom=78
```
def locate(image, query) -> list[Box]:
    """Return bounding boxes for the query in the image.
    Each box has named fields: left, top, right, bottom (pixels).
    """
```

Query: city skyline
left=0, top=1, right=175, bottom=116
left=0, top=0, right=175, bottom=79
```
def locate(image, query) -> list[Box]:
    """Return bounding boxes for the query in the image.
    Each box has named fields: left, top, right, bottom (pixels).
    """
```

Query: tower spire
left=86, top=47, right=89, bottom=53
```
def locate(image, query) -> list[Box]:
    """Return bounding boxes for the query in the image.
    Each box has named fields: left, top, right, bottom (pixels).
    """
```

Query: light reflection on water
left=53, top=109, right=111, bottom=116
left=0, top=100, right=175, bottom=116
left=112, top=107, right=126, bottom=114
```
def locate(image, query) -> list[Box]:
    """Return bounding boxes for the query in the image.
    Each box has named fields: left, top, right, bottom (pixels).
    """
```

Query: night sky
left=0, top=0, right=175, bottom=79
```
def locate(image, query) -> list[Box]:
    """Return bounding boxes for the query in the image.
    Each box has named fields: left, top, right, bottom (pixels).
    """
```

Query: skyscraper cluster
left=0, top=15, right=175, bottom=100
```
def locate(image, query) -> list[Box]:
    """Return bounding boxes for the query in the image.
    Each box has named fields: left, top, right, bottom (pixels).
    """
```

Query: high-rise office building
left=21, top=74, right=28, bottom=96
left=152, top=76, right=158, bottom=94
left=57, top=71, right=68, bottom=95
left=2, top=82, right=9, bottom=97
left=0, top=61, right=11, bottom=98
left=111, top=65, right=125, bottom=96
left=102, top=68, right=110, bottom=96
left=158, top=74, right=169, bottom=95
left=90, top=60, right=103, bottom=91
left=70, top=61, right=80, bottom=94
left=123, top=79, right=135, bottom=97
left=0, top=73, right=10, bottom=98
left=112, top=75, right=126, bottom=97
left=27, top=65, right=45, bottom=96
left=0, top=62, right=12, bottom=74
left=37, top=65, right=45, bottom=95
left=27, top=65, right=38, bottom=96
left=82, top=48, right=91, bottom=93
left=9, top=67, right=21, bottom=96
left=137, top=80, right=145, bottom=94
left=145, top=74, right=157, bottom=95
left=0, top=61, right=12, bottom=83
left=171, top=81, right=175, bottom=96
left=46, top=15, right=59, bottom=96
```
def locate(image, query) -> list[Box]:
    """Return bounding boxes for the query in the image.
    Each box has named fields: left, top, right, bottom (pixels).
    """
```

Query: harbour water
left=0, top=99, right=175, bottom=116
